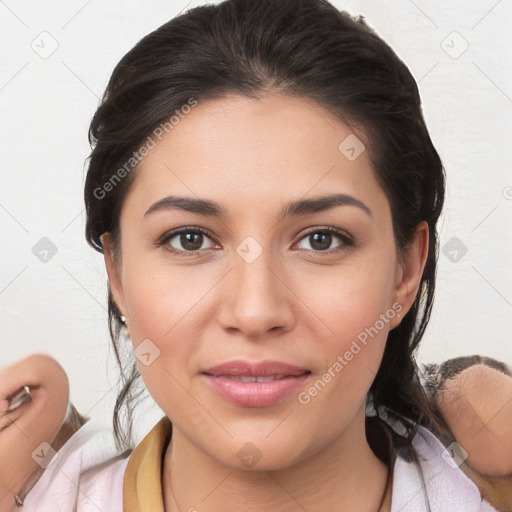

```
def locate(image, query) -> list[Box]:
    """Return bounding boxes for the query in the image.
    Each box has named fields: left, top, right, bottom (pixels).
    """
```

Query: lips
left=203, top=360, right=309, bottom=377
left=217, top=375, right=288, bottom=382
left=202, top=360, right=310, bottom=407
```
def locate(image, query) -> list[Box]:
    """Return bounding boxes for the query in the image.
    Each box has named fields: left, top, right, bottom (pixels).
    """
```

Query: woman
left=1, top=0, right=509, bottom=510
left=3, top=356, right=511, bottom=511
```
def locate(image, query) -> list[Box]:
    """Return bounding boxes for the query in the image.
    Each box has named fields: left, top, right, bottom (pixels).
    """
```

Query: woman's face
left=103, top=93, right=427, bottom=469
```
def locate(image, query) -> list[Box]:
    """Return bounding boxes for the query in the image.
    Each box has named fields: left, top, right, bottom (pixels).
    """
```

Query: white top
left=21, top=417, right=129, bottom=512
left=20, top=418, right=498, bottom=512
left=391, top=425, right=497, bottom=511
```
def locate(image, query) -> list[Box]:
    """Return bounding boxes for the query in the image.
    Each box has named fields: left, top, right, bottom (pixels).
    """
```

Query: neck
left=162, top=404, right=389, bottom=512
left=487, top=475, right=512, bottom=510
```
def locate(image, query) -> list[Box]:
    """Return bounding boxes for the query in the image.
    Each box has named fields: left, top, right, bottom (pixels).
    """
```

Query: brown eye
left=159, top=227, right=217, bottom=256
left=296, top=227, right=353, bottom=253
left=309, top=232, right=334, bottom=251
left=176, top=232, right=204, bottom=251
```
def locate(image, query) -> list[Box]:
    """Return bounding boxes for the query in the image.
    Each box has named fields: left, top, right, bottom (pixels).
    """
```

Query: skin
left=0, top=354, right=70, bottom=512
left=0, top=97, right=507, bottom=510
left=438, top=364, right=512, bottom=510
left=3, top=361, right=510, bottom=512
left=102, top=93, right=428, bottom=512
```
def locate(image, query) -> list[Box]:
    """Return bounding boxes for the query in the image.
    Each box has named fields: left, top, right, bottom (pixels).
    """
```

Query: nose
left=216, top=245, right=296, bottom=340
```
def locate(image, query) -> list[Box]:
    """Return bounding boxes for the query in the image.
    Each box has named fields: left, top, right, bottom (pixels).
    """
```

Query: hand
left=436, top=362, right=512, bottom=511
left=0, top=354, right=73, bottom=511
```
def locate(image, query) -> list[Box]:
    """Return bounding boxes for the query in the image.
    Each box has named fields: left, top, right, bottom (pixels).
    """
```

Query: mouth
left=213, top=375, right=294, bottom=382
left=201, top=360, right=311, bottom=407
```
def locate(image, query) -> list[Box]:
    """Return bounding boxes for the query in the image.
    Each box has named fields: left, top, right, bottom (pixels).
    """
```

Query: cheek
left=307, top=248, right=398, bottom=342
left=122, top=271, right=201, bottom=378
left=301, top=248, right=397, bottom=394
left=119, top=253, right=215, bottom=411
left=121, top=248, right=210, bottom=342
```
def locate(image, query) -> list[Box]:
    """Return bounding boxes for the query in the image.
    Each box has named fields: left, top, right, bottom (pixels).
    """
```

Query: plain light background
left=1, top=0, right=511, bottom=442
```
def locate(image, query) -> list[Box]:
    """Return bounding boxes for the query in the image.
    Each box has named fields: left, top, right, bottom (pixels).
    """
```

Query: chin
left=202, top=426, right=323, bottom=473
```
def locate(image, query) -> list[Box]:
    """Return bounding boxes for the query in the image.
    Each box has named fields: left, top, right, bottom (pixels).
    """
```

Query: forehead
left=122, top=93, right=387, bottom=218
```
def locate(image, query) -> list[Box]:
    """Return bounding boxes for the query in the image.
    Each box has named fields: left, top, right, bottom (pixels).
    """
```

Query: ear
left=100, top=232, right=127, bottom=318
left=389, top=221, right=429, bottom=329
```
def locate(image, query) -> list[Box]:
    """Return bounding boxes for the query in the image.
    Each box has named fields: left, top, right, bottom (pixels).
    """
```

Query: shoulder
left=22, top=417, right=132, bottom=512
left=390, top=424, right=498, bottom=512
left=77, top=453, right=130, bottom=511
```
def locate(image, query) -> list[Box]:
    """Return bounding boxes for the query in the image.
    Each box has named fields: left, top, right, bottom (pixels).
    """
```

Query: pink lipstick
left=202, top=360, right=310, bottom=407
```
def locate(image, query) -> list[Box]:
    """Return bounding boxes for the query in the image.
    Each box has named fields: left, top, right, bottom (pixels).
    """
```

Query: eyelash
left=156, top=226, right=354, bottom=257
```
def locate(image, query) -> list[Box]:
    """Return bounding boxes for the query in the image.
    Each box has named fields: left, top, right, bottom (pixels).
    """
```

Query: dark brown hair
left=423, top=354, right=512, bottom=420
left=84, top=0, right=446, bottom=458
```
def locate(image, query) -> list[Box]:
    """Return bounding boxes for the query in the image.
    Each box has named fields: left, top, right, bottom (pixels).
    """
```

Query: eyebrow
left=144, top=193, right=372, bottom=220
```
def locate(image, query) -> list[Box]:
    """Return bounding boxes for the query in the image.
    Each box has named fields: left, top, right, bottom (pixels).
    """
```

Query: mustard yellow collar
left=122, top=415, right=394, bottom=511
left=123, top=416, right=172, bottom=512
